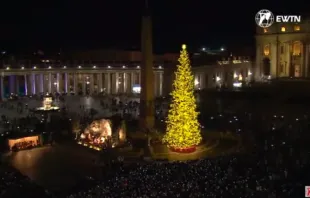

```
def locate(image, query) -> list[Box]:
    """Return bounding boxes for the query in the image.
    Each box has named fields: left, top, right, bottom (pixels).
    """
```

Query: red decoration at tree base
left=170, top=146, right=196, bottom=153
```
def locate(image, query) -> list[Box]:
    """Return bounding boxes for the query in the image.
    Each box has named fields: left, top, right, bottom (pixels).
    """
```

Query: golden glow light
left=36, top=96, right=60, bottom=111
left=162, top=44, right=202, bottom=149
left=233, top=72, right=238, bottom=78
left=281, top=26, right=286, bottom=32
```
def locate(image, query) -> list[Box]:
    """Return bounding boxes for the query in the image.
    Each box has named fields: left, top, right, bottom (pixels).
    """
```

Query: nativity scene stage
left=34, top=95, right=60, bottom=112
left=77, top=119, right=127, bottom=151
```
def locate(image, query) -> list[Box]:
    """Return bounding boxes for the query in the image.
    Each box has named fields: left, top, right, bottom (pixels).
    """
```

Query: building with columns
left=0, top=49, right=255, bottom=99
left=193, top=57, right=253, bottom=90
left=0, top=49, right=178, bottom=100
left=0, top=66, right=163, bottom=97
left=163, top=56, right=253, bottom=95
left=255, top=19, right=310, bottom=79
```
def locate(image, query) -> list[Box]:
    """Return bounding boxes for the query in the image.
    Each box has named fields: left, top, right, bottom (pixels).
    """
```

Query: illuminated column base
left=56, top=73, right=60, bottom=93
left=159, top=72, right=163, bottom=96
left=115, top=72, right=119, bottom=94
left=105, top=73, right=111, bottom=94
left=48, top=73, right=52, bottom=93
left=31, top=74, right=36, bottom=95
left=131, top=72, right=135, bottom=94
left=97, top=73, right=102, bottom=93
left=65, top=73, right=68, bottom=93
left=24, top=74, right=28, bottom=96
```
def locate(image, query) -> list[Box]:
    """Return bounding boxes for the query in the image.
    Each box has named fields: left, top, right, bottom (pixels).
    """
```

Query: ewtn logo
left=255, top=9, right=301, bottom=28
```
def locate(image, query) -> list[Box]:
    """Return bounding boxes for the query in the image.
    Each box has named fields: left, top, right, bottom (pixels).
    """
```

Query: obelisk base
left=139, top=116, right=155, bottom=130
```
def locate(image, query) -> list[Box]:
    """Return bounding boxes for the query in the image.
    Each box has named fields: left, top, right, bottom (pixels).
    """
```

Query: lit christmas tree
left=162, top=44, right=202, bottom=152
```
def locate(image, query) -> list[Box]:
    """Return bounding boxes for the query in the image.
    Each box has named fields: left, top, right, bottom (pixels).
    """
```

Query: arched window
left=281, top=27, right=286, bottom=32
left=293, top=42, right=301, bottom=56
left=264, top=45, right=270, bottom=56
left=294, top=25, right=300, bottom=31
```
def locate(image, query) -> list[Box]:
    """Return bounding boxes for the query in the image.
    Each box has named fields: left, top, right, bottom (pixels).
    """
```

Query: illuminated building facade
left=193, top=57, right=252, bottom=89
left=255, top=19, right=310, bottom=80
left=163, top=56, right=253, bottom=94
left=0, top=50, right=177, bottom=100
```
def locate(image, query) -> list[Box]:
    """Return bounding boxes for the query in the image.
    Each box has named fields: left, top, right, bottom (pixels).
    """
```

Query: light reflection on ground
left=2, top=144, right=100, bottom=191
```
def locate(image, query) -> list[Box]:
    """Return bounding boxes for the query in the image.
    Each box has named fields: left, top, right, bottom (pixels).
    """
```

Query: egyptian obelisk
left=140, top=0, right=154, bottom=130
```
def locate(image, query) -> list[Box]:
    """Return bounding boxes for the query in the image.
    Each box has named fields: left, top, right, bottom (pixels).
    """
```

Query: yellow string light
left=162, top=44, right=202, bottom=149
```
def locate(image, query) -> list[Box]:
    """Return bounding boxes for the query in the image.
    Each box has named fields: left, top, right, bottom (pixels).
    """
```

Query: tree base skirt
left=169, top=146, right=196, bottom=153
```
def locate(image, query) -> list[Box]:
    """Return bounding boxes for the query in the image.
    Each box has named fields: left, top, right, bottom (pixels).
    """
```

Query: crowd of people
left=67, top=109, right=308, bottom=198
left=0, top=165, right=49, bottom=198
left=0, top=94, right=308, bottom=197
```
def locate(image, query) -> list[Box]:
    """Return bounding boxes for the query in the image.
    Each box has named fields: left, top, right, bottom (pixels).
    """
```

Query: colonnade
left=0, top=70, right=164, bottom=99
left=192, top=62, right=253, bottom=89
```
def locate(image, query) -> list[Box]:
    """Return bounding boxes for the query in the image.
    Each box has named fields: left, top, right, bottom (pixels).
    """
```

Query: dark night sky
left=0, top=0, right=308, bottom=54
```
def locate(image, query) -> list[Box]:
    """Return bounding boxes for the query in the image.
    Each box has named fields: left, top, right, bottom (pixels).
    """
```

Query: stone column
left=24, top=74, right=28, bottom=95
left=31, top=74, right=36, bottom=95
left=9, top=76, right=15, bottom=94
left=208, top=73, right=214, bottom=88
left=123, top=73, right=127, bottom=93
left=255, top=44, right=261, bottom=80
left=0, top=75, right=4, bottom=100
left=35, top=74, right=40, bottom=95
left=284, top=42, right=290, bottom=76
left=65, top=73, right=68, bottom=93
left=48, top=73, right=52, bottom=93
left=154, top=72, right=158, bottom=96
left=59, top=73, right=64, bottom=93
left=82, top=75, right=86, bottom=94
left=39, top=74, right=44, bottom=93
left=140, top=13, right=155, bottom=129
left=111, top=73, right=115, bottom=94
left=270, top=41, right=278, bottom=78
left=73, top=74, right=76, bottom=93
left=97, top=73, right=102, bottom=93
left=301, top=42, right=306, bottom=77
left=194, top=73, right=199, bottom=90
left=131, top=72, right=135, bottom=93
left=56, top=73, right=60, bottom=93
left=305, top=44, right=309, bottom=77
left=115, top=72, right=119, bottom=94
left=159, top=72, right=163, bottom=96
left=200, top=73, right=205, bottom=89
left=106, top=73, right=111, bottom=94
left=90, top=74, right=94, bottom=94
